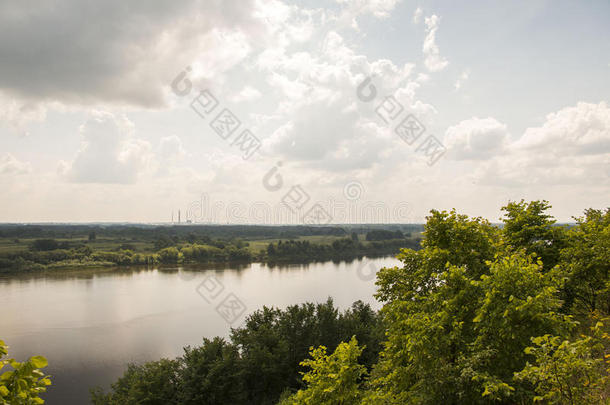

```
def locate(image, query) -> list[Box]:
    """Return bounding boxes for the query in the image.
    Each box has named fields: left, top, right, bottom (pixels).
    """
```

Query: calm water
left=0, top=256, right=400, bottom=404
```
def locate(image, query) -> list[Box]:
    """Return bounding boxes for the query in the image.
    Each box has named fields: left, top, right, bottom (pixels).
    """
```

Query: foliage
left=30, top=239, right=60, bottom=252
left=0, top=224, right=368, bottom=243
left=91, top=299, right=383, bottom=405
left=500, top=200, right=567, bottom=271
left=559, top=208, right=610, bottom=316
left=157, top=247, right=181, bottom=264
left=265, top=237, right=418, bottom=263
left=368, top=205, right=576, bottom=403
left=515, top=318, right=610, bottom=404
left=365, top=230, right=403, bottom=241
left=469, top=255, right=570, bottom=401
left=231, top=299, right=382, bottom=404
left=179, top=337, right=246, bottom=405
left=91, top=359, right=180, bottom=405
left=91, top=339, right=247, bottom=405
left=279, top=337, right=366, bottom=405
left=0, top=340, right=51, bottom=405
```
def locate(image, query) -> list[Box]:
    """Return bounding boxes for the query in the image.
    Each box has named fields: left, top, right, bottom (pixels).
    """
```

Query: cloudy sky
left=0, top=0, right=608, bottom=223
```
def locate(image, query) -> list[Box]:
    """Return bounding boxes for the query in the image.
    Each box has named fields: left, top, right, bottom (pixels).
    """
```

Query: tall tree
left=280, top=337, right=366, bottom=405
left=559, top=208, right=610, bottom=316
left=500, top=200, right=567, bottom=271
left=369, top=208, right=570, bottom=404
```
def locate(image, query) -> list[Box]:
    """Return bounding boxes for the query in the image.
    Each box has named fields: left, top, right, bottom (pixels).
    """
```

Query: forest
left=1, top=200, right=609, bottom=404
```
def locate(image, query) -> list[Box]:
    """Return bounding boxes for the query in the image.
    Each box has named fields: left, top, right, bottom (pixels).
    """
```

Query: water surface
left=0, top=256, right=400, bottom=404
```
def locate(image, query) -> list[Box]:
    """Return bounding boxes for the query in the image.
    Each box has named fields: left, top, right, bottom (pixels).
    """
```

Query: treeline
left=265, top=237, right=420, bottom=262
left=93, top=201, right=610, bottom=404
left=90, top=299, right=382, bottom=405
left=0, top=224, right=402, bottom=241
left=0, top=236, right=420, bottom=272
left=364, top=229, right=405, bottom=240
left=0, top=242, right=254, bottom=271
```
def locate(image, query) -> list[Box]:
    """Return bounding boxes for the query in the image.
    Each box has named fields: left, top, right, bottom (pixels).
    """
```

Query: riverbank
left=0, top=237, right=420, bottom=274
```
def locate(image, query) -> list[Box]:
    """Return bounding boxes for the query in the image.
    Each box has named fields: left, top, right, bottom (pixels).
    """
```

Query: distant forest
left=0, top=224, right=423, bottom=272
left=0, top=223, right=424, bottom=239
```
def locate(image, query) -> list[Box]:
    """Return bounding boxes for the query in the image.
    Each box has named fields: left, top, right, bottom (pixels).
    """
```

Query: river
left=0, top=256, right=401, bottom=404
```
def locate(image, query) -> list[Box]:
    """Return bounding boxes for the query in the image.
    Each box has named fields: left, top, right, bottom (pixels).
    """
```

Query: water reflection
left=0, top=256, right=381, bottom=283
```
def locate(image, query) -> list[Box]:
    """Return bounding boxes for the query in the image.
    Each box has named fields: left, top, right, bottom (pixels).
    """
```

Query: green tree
left=0, top=340, right=51, bottom=405
left=92, top=299, right=383, bottom=405
left=468, top=254, right=570, bottom=401
left=157, top=247, right=180, bottom=264
left=179, top=337, right=246, bottom=405
left=515, top=320, right=610, bottom=404
left=30, top=239, right=59, bottom=252
left=280, top=336, right=366, bottom=405
left=369, top=209, right=570, bottom=404
left=91, top=359, right=180, bottom=405
left=501, top=200, right=567, bottom=271
left=559, top=208, right=610, bottom=316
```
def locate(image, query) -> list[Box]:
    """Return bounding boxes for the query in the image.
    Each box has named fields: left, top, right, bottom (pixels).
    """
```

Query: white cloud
left=257, top=29, right=423, bottom=171
left=335, top=0, right=402, bottom=19
left=413, top=7, right=423, bottom=24
left=454, top=70, right=469, bottom=91
left=63, top=112, right=152, bottom=184
left=514, top=101, right=610, bottom=155
left=231, top=86, right=263, bottom=103
left=423, top=15, right=449, bottom=72
left=158, top=135, right=187, bottom=161
left=474, top=102, right=610, bottom=186
left=445, top=117, right=508, bottom=160
left=0, top=95, right=46, bottom=135
left=0, top=153, right=31, bottom=175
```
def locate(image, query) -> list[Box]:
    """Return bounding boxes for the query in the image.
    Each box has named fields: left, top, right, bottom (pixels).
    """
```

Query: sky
left=0, top=0, right=608, bottom=223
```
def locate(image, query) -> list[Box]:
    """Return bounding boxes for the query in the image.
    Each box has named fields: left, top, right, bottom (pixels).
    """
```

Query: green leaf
left=30, top=356, right=48, bottom=369
left=1, top=371, right=14, bottom=381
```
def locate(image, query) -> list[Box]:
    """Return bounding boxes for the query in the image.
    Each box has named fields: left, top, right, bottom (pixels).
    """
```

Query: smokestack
left=178, top=210, right=181, bottom=224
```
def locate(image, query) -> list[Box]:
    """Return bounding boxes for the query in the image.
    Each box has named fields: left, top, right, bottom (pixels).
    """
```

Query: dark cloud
left=0, top=0, right=262, bottom=107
